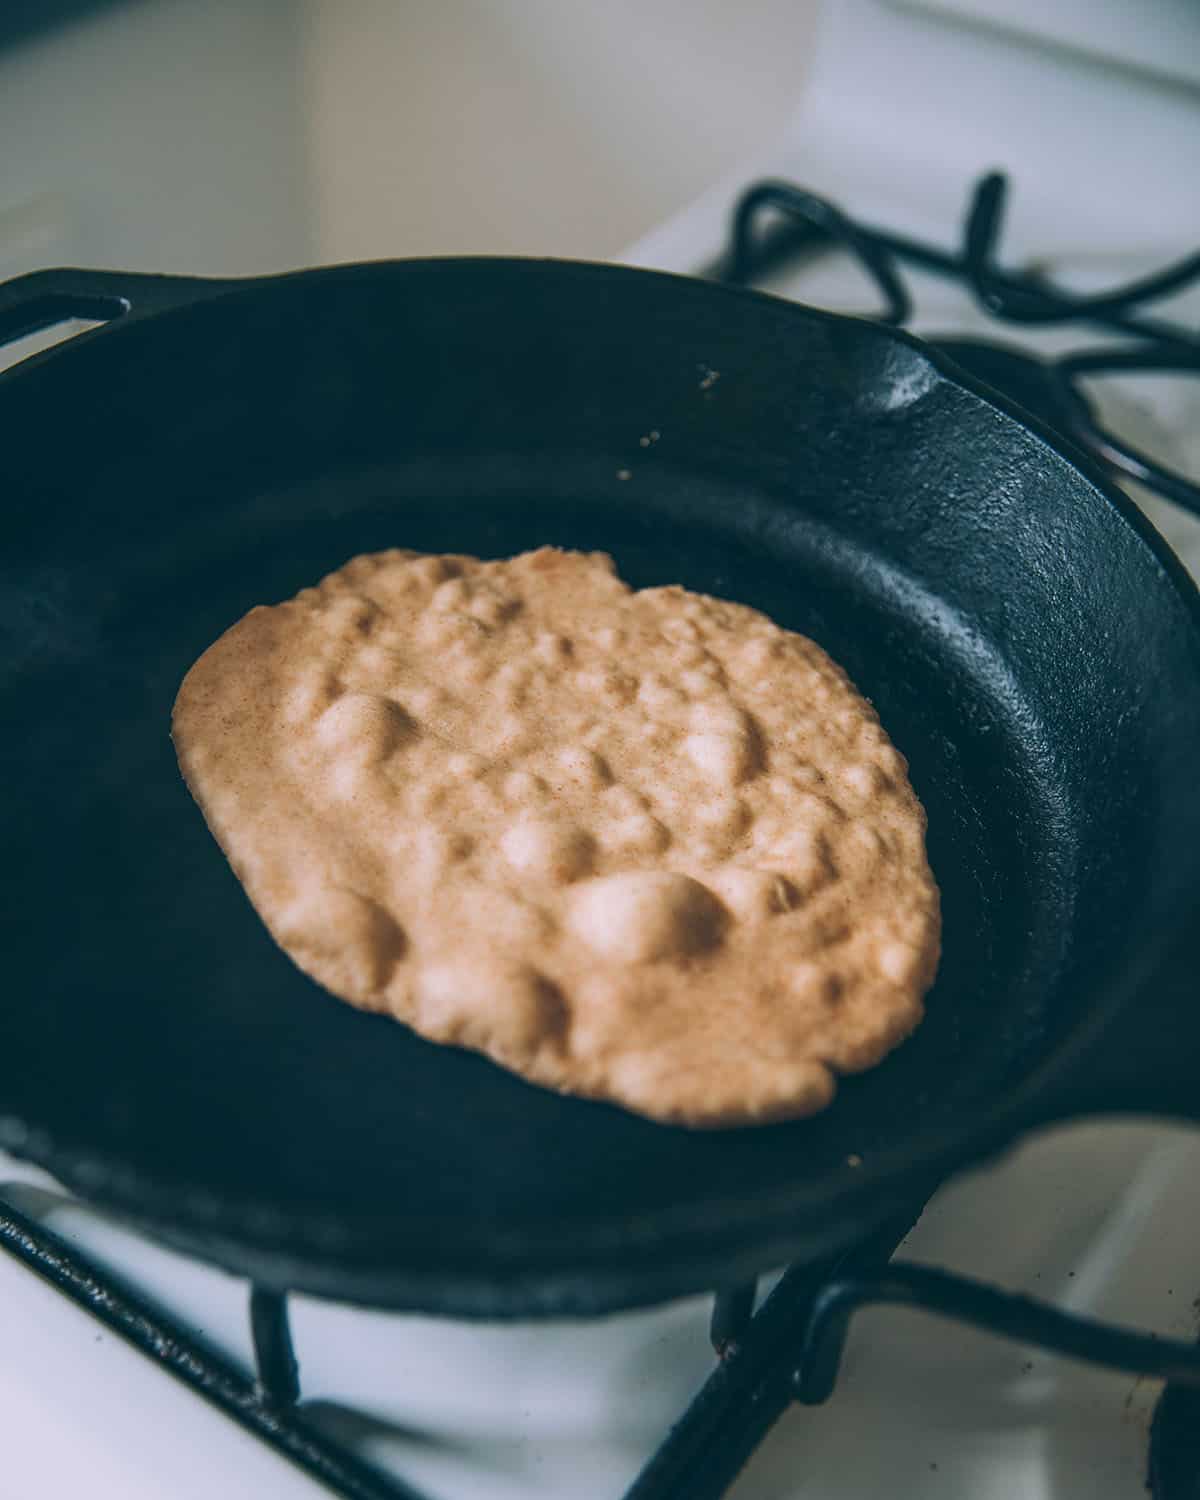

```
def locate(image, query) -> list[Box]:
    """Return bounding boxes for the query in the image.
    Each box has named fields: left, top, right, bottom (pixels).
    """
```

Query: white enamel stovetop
left=4, top=1117, right=1200, bottom=1499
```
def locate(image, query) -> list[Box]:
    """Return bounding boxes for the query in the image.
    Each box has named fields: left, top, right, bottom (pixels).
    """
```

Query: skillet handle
left=0, top=267, right=235, bottom=351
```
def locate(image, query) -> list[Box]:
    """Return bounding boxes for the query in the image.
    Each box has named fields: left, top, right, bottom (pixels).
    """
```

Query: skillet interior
left=2, top=260, right=1198, bottom=1314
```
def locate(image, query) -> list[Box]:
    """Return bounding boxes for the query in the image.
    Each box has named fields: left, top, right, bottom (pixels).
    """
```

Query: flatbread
left=172, top=547, right=940, bottom=1126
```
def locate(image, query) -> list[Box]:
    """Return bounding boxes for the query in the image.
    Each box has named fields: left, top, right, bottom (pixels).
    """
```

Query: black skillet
left=1, top=260, right=1199, bottom=1319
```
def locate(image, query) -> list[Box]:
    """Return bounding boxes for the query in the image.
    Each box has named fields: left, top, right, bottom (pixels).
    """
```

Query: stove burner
left=719, top=172, right=1200, bottom=516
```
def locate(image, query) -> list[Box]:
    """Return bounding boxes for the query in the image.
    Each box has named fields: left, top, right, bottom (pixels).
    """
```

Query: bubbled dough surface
left=172, top=547, right=940, bottom=1127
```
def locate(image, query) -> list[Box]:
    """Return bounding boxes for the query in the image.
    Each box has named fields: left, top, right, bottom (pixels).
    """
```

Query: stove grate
left=717, top=172, right=1200, bottom=515
left=0, top=1195, right=419, bottom=1500
left=5, top=1184, right=1200, bottom=1499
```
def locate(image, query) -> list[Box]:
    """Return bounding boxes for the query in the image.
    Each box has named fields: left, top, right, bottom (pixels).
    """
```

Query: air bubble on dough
left=568, top=871, right=725, bottom=963
left=707, top=866, right=796, bottom=921
left=280, top=888, right=405, bottom=994
left=683, top=730, right=757, bottom=785
left=415, top=958, right=562, bottom=1055
left=315, top=692, right=415, bottom=760
left=500, top=819, right=595, bottom=884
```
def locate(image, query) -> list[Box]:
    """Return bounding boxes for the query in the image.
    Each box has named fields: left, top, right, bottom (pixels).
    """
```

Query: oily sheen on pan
left=172, top=547, right=940, bottom=1126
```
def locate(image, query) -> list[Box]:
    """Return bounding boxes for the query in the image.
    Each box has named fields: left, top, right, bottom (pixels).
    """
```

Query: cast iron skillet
left=1, top=261, right=1199, bottom=1318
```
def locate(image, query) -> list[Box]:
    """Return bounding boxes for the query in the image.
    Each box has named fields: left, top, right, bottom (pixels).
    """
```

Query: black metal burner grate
left=716, top=172, right=1200, bottom=516
left=5, top=1180, right=1200, bottom=1499
left=3, top=175, right=1200, bottom=1500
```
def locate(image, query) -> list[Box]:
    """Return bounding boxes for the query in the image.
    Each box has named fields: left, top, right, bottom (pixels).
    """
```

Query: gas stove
left=3, top=1, right=1200, bottom=1497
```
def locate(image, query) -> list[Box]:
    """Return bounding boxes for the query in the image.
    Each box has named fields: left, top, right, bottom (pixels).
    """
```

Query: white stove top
left=3, top=2, right=1200, bottom=1497
left=5, top=1121, right=1200, bottom=1499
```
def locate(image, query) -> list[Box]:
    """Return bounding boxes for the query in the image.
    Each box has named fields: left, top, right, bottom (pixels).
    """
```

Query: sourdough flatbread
left=172, top=547, right=940, bottom=1126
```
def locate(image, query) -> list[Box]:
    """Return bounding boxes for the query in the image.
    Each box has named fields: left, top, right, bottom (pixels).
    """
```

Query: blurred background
left=0, top=0, right=822, bottom=279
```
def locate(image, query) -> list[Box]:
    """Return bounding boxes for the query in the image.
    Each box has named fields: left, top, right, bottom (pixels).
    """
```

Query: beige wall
left=0, top=0, right=821, bottom=283
left=0, top=0, right=311, bottom=278
left=302, top=0, right=822, bottom=262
